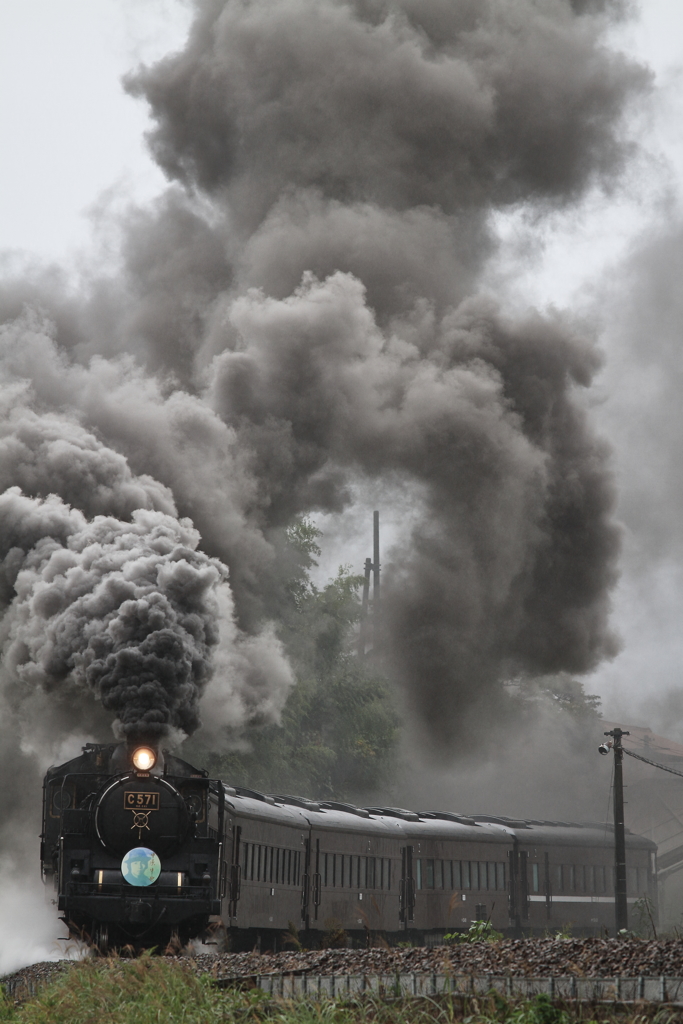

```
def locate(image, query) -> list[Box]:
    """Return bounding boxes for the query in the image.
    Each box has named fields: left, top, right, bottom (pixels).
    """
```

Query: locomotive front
left=41, top=742, right=226, bottom=950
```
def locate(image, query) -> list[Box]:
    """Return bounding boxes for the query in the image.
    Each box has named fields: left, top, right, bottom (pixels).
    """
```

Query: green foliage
left=2, top=963, right=661, bottom=1024
left=444, top=919, right=503, bottom=945
left=513, top=673, right=602, bottom=722
left=1, top=954, right=262, bottom=1023
left=517, top=994, right=570, bottom=1024
left=192, top=518, right=400, bottom=801
left=632, top=895, right=658, bottom=939
left=282, top=921, right=304, bottom=951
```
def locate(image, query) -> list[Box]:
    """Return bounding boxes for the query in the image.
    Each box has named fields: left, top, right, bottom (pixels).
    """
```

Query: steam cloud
left=0, top=1, right=651, bottom=758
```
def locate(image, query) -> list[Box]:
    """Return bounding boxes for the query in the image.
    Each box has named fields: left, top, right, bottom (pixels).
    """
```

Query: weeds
left=632, top=898, right=658, bottom=941
left=1, top=962, right=682, bottom=1024
left=282, top=922, right=304, bottom=951
left=445, top=920, right=504, bottom=945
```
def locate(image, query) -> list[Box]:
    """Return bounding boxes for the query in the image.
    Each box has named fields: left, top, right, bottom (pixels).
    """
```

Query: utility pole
left=601, top=727, right=630, bottom=933
left=357, top=513, right=381, bottom=661
left=357, top=557, right=372, bottom=658
left=373, top=510, right=380, bottom=653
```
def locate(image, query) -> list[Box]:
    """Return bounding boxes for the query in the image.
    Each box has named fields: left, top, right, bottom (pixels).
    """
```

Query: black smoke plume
left=0, top=0, right=650, bottom=757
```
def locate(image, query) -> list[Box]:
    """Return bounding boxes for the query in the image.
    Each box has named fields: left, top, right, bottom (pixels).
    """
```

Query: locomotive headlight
left=132, top=746, right=156, bottom=771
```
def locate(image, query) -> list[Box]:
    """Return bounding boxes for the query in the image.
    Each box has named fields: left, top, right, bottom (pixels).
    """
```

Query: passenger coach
left=42, top=743, right=657, bottom=949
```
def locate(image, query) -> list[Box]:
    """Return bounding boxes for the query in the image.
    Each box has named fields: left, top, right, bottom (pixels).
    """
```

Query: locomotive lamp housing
left=132, top=746, right=156, bottom=771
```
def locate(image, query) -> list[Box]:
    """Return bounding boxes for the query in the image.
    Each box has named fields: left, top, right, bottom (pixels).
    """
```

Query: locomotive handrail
left=65, top=881, right=213, bottom=898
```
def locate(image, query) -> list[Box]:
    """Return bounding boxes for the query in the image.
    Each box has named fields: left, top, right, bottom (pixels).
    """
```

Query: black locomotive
left=42, top=741, right=658, bottom=950
left=42, top=742, right=225, bottom=950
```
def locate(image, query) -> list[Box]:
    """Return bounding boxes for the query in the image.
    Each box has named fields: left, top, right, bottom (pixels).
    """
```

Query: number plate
left=124, top=791, right=159, bottom=810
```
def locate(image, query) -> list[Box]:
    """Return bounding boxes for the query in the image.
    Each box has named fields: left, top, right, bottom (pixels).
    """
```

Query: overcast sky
left=2, top=0, right=683, bottom=737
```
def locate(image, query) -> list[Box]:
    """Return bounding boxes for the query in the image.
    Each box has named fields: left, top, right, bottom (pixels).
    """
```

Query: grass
left=2, top=957, right=683, bottom=1024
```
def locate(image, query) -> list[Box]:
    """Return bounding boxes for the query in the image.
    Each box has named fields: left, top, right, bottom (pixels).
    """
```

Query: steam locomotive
left=42, top=741, right=657, bottom=950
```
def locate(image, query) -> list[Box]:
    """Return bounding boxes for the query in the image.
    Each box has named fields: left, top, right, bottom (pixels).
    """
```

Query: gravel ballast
left=182, top=939, right=683, bottom=981
left=9, top=939, right=683, bottom=1002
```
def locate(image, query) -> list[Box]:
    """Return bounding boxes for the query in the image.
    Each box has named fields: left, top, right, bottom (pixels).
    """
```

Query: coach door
left=399, top=845, right=415, bottom=928
left=311, top=838, right=321, bottom=922
left=227, top=823, right=241, bottom=920
left=508, top=844, right=529, bottom=932
left=300, top=837, right=312, bottom=928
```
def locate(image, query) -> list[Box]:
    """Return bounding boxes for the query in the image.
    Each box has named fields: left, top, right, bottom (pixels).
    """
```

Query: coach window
left=496, top=862, right=505, bottom=890
left=555, top=865, right=563, bottom=892
left=586, top=864, right=594, bottom=893
left=452, top=861, right=461, bottom=889
left=627, top=868, right=637, bottom=894
left=471, top=862, right=479, bottom=890
left=424, top=859, right=434, bottom=889
left=532, top=863, right=539, bottom=893
left=461, top=861, right=470, bottom=889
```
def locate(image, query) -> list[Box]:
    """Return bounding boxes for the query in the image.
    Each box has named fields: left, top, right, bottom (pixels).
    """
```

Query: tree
left=192, top=519, right=400, bottom=801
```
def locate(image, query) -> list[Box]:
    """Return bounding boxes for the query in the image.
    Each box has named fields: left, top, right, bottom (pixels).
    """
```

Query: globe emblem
left=121, top=847, right=161, bottom=887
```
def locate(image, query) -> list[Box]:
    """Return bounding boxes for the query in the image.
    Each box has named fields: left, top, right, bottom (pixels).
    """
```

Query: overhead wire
left=622, top=747, right=683, bottom=779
